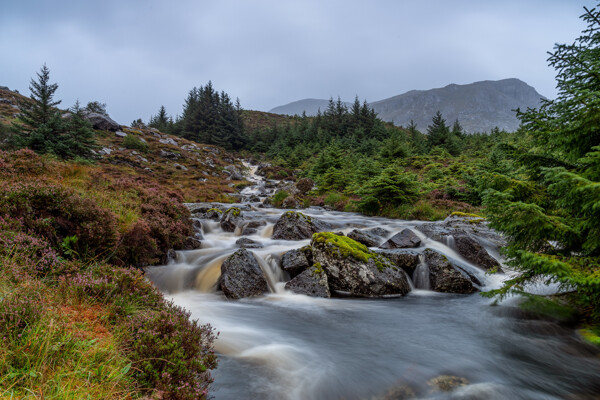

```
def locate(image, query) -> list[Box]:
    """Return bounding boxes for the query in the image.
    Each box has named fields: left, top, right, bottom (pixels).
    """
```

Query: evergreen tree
left=149, top=105, right=173, bottom=133
left=482, top=5, right=600, bottom=322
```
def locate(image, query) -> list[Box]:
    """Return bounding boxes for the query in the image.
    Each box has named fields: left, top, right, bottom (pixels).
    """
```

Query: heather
left=0, top=149, right=217, bottom=398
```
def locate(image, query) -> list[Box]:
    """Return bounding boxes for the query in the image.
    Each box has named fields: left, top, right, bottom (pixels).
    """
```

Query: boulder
left=294, top=177, right=314, bottom=195
left=281, top=248, right=311, bottom=278
left=159, top=149, right=182, bottom=160
left=159, top=137, right=178, bottom=146
left=376, top=249, right=420, bottom=276
left=220, top=207, right=243, bottom=232
left=282, top=196, right=299, bottom=209
left=115, top=130, right=127, bottom=138
left=366, top=227, right=390, bottom=238
left=347, top=229, right=381, bottom=247
left=220, top=249, right=268, bottom=299
left=235, top=238, right=263, bottom=249
left=272, top=211, right=332, bottom=240
left=240, top=220, right=266, bottom=235
left=183, top=236, right=202, bottom=250
left=83, top=112, right=120, bottom=131
left=311, top=233, right=411, bottom=297
left=423, top=249, right=477, bottom=294
left=453, top=233, right=502, bottom=272
left=380, top=229, right=421, bottom=249
left=285, top=265, right=330, bottom=298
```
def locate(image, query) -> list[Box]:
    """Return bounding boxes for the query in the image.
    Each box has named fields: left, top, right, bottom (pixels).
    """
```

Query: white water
left=144, top=165, right=600, bottom=400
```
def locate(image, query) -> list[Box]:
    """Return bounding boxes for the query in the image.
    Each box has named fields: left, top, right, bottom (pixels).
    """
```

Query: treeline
left=148, top=81, right=245, bottom=150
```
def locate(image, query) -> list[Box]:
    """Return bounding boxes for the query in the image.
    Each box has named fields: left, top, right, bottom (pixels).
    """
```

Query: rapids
left=145, top=166, right=600, bottom=400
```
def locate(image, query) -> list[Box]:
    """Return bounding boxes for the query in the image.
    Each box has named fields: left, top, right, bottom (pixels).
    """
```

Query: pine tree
left=19, top=64, right=61, bottom=127
left=482, top=5, right=600, bottom=322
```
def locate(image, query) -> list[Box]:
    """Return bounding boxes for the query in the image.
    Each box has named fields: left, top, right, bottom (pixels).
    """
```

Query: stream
left=145, top=166, right=600, bottom=400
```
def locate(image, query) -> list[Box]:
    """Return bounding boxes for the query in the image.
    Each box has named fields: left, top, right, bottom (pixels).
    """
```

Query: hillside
left=268, top=78, right=545, bottom=133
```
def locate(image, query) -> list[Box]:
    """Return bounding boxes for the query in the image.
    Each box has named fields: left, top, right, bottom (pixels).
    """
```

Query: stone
left=376, top=249, right=420, bottom=276
left=272, top=211, right=332, bottom=240
left=423, top=249, right=477, bottom=294
left=285, top=265, right=330, bottom=297
left=240, top=220, right=266, bottom=236
left=294, top=177, right=314, bottom=195
left=282, top=196, right=299, bottom=209
left=220, top=249, right=268, bottom=299
left=115, top=130, right=127, bottom=137
left=281, top=248, right=311, bottom=278
left=159, top=137, right=178, bottom=146
left=427, top=375, right=469, bottom=392
left=347, top=229, right=382, bottom=247
left=380, top=229, right=421, bottom=249
left=220, top=207, right=243, bottom=232
left=311, top=233, right=411, bottom=297
left=99, top=147, right=112, bottom=156
left=83, top=112, right=120, bottom=131
left=453, top=233, right=502, bottom=272
left=235, top=238, right=263, bottom=249
left=183, top=236, right=202, bottom=250
left=366, top=227, right=391, bottom=238
left=173, top=163, right=188, bottom=171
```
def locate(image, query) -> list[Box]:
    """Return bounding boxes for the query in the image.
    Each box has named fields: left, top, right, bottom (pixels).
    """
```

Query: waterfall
left=413, top=254, right=430, bottom=290
left=253, top=253, right=286, bottom=293
left=194, top=255, right=227, bottom=292
left=443, top=234, right=456, bottom=249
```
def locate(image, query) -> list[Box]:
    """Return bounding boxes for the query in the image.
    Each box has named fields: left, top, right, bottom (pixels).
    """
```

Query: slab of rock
left=281, top=248, right=311, bottom=278
left=453, top=233, right=502, bottom=272
left=347, top=229, right=382, bottom=247
left=220, top=207, right=243, bottom=232
left=220, top=249, right=268, bottom=299
left=115, top=130, right=127, bottom=137
left=376, top=249, right=420, bottom=276
left=423, top=249, right=477, bottom=294
left=380, top=229, right=421, bottom=249
left=235, top=238, right=263, bottom=249
left=272, top=211, right=332, bottom=240
left=83, top=112, right=120, bottom=131
left=311, top=233, right=411, bottom=297
left=285, top=265, right=330, bottom=297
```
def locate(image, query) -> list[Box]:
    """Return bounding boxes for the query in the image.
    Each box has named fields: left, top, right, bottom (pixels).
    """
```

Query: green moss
left=450, top=211, right=484, bottom=218
left=467, top=218, right=486, bottom=224
left=225, top=207, right=241, bottom=217
left=579, top=328, right=600, bottom=346
left=207, top=207, right=223, bottom=214
left=312, top=262, right=324, bottom=275
left=284, top=210, right=312, bottom=223
left=312, top=232, right=390, bottom=271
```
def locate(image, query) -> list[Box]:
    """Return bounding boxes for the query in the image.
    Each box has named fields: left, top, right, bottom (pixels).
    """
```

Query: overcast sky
left=0, top=0, right=592, bottom=124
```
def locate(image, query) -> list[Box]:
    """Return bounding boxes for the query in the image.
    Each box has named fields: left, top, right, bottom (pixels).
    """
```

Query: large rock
left=272, top=211, right=332, bottom=240
left=380, top=229, right=421, bottom=249
left=281, top=248, right=311, bottom=278
left=285, top=265, right=330, bottom=297
left=423, top=249, right=477, bottom=294
left=347, top=229, right=382, bottom=247
left=220, top=249, right=268, bottom=299
left=83, top=112, right=120, bottom=131
left=453, top=233, right=502, bottom=272
left=311, top=233, right=411, bottom=297
left=235, top=237, right=263, bottom=249
left=220, top=207, right=243, bottom=232
left=376, top=249, right=420, bottom=276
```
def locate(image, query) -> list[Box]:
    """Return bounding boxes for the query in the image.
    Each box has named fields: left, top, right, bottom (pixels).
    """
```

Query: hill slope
left=269, top=79, right=545, bottom=133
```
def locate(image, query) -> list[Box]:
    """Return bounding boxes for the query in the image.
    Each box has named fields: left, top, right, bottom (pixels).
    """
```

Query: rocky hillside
left=268, top=78, right=545, bottom=133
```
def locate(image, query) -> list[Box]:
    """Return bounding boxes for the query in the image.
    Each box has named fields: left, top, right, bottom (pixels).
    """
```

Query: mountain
left=269, top=98, right=352, bottom=116
left=269, top=79, right=545, bottom=133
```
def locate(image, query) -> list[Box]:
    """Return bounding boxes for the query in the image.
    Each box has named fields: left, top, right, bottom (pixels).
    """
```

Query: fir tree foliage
left=10, top=65, right=96, bottom=159
left=482, top=5, right=600, bottom=322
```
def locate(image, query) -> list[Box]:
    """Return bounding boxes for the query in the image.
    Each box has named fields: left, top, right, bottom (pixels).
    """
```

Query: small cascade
left=194, top=255, right=227, bottom=292
left=253, top=253, right=286, bottom=293
left=443, top=234, right=456, bottom=249
left=413, top=254, right=430, bottom=290
left=261, top=223, right=274, bottom=238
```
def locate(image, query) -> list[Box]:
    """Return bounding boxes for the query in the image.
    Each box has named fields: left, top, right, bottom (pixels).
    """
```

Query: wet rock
left=83, top=112, right=120, bottom=131
left=220, top=249, right=268, bottom=299
left=281, top=248, right=311, bottom=278
left=285, top=265, right=330, bottom=297
left=366, top=227, right=391, bottom=239
left=183, top=236, right=202, bottom=250
left=165, top=249, right=177, bottom=264
left=374, top=384, right=417, bottom=400
left=427, top=375, right=469, bottom=392
left=380, top=229, right=421, bottom=249
left=235, top=237, right=263, bottom=249
left=424, top=249, right=477, bottom=294
left=311, top=233, right=411, bottom=297
left=282, top=196, right=299, bottom=209
left=240, top=220, right=266, bottom=236
left=453, top=233, right=502, bottom=272
left=220, top=207, right=243, bottom=232
left=190, top=217, right=204, bottom=234
left=294, top=177, right=314, bottom=195
left=376, top=249, right=420, bottom=276
left=272, top=211, right=332, bottom=240
left=347, top=229, right=382, bottom=247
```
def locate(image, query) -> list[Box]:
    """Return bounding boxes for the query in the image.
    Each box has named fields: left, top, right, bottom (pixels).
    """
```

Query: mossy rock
left=312, top=232, right=390, bottom=272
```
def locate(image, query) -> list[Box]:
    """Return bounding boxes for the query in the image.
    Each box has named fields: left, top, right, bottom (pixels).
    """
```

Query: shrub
left=123, top=135, right=149, bottom=153
left=272, top=190, right=289, bottom=207
left=0, top=284, right=45, bottom=339
left=123, top=302, right=217, bottom=399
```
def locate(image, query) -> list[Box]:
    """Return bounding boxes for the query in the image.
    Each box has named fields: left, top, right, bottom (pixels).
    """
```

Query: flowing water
left=145, top=167, right=600, bottom=400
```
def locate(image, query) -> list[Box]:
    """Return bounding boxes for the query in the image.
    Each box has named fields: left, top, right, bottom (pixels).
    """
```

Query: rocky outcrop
left=284, top=265, right=330, bottom=297
left=311, top=233, right=411, bottom=297
left=281, top=248, right=312, bottom=278
left=220, top=207, right=243, bottom=232
left=423, top=249, right=477, bottom=294
left=83, top=112, right=120, bottom=131
left=380, top=229, right=421, bottom=249
left=347, top=229, right=381, bottom=247
left=220, top=249, right=268, bottom=299
left=272, top=211, right=332, bottom=240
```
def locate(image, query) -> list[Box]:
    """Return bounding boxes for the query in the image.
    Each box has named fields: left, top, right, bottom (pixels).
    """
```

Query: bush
left=123, top=135, right=149, bottom=153
left=272, top=190, right=289, bottom=207
left=0, top=284, right=45, bottom=339
left=123, top=303, right=217, bottom=399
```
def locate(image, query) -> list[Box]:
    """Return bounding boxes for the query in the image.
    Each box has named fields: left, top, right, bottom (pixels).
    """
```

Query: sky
left=0, top=0, right=592, bottom=125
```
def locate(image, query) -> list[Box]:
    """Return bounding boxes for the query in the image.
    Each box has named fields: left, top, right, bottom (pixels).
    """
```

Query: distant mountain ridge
left=269, top=78, right=545, bottom=133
